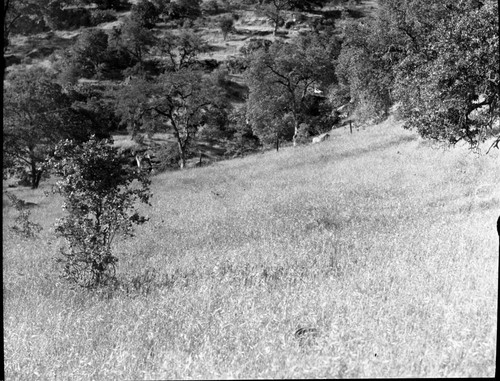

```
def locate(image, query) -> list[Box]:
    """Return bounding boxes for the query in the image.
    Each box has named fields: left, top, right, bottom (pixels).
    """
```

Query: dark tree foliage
left=3, top=68, right=98, bottom=188
left=69, top=28, right=110, bottom=78
left=246, top=35, right=339, bottom=147
left=3, top=0, right=49, bottom=55
left=390, top=0, right=499, bottom=147
left=110, top=19, right=157, bottom=75
left=114, top=68, right=230, bottom=168
left=57, top=26, right=141, bottom=82
left=162, top=0, right=202, bottom=20
left=288, top=0, right=328, bottom=11
left=85, top=0, right=130, bottom=11
left=338, top=0, right=499, bottom=148
left=335, top=20, right=394, bottom=123
left=131, top=0, right=160, bottom=29
left=223, top=107, right=261, bottom=157
left=50, top=137, right=151, bottom=288
left=68, top=83, right=120, bottom=138
left=219, top=16, right=234, bottom=40
left=44, top=1, right=93, bottom=30
left=175, top=0, right=202, bottom=19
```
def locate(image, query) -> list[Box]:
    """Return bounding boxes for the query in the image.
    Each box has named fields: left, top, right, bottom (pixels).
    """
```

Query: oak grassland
left=3, top=118, right=498, bottom=379
left=3, top=0, right=499, bottom=379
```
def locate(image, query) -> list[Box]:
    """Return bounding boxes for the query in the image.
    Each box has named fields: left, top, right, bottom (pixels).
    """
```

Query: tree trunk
left=178, top=142, right=186, bottom=169
left=292, top=119, right=299, bottom=147
left=34, top=170, right=42, bottom=189
left=30, top=161, right=41, bottom=189
left=174, top=129, right=187, bottom=169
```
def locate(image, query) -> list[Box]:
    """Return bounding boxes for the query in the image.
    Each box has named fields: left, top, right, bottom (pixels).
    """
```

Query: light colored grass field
left=3, top=118, right=499, bottom=379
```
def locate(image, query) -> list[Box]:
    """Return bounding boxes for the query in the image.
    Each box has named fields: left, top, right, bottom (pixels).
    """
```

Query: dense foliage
left=3, top=68, right=100, bottom=188
left=338, top=0, right=499, bottom=146
left=392, top=0, right=499, bottom=147
left=131, top=0, right=160, bottom=29
left=246, top=34, right=339, bottom=148
left=114, top=69, right=230, bottom=168
left=50, top=137, right=151, bottom=288
left=219, top=16, right=234, bottom=41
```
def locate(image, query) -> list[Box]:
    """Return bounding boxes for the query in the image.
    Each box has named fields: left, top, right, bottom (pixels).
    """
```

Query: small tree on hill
left=131, top=0, right=160, bottom=28
left=110, top=19, right=157, bottom=75
left=68, top=28, right=110, bottom=79
left=258, top=0, right=291, bottom=35
left=154, top=29, right=207, bottom=72
left=219, top=16, right=234, bottom=40
left=50, top=137, right=152, bottom=288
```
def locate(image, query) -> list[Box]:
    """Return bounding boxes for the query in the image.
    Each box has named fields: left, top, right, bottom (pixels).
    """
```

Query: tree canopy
left=338, top=0, right=499, bottom=147
left=391, top=0, right=499, bottom=147
left=114, top=69, right=229, bottom=168
left=246, top=36, right=339, bottom=147
left=3, top=68, right=98, bottom=188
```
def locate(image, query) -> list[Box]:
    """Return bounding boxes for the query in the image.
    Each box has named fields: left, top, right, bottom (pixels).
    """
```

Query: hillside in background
left=4, top=0, right=378, bottom=169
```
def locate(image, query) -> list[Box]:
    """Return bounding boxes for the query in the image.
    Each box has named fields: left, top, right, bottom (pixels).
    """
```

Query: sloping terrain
left=3, top=117, right=498, bottom=378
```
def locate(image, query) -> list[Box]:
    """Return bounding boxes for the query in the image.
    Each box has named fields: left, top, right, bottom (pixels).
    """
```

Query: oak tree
left=246, top=37, right=338, bottom=146
left=115, top=69, right=229, bottom=168
left=3, top=68, right=97, bottom=188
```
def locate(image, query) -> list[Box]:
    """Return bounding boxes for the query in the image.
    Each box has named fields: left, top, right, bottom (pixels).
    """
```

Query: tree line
left=3, top=0, right=499, bottom=189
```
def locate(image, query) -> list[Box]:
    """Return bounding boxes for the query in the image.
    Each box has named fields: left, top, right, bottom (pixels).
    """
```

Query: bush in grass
left=6, top=193, right=42, bottom=239
left=49, top=137, right=152, bottom=289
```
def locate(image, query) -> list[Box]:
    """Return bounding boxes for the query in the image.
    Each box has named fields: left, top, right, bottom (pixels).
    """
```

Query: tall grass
left=3, top=118, right=498, bottom=379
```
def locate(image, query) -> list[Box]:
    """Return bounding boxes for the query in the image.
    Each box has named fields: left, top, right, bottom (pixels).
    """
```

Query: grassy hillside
left=3, top=117, right=498, bottom=378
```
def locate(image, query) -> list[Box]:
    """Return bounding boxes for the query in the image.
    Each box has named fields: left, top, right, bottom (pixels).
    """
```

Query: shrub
left=45, top=5, right=92, bottom=30
left=239, top=38, right=272, bottom=56
left=106, top=47, right=138, bottom=77
left=6, top=193, right=42, bottom=239
left=49, top=137, right=152, bottom=288
left=90, top=9, right=117, bottom=26
left=202, top=0, right=220, bottom=15
left=224, top=55, right=247, bottom=74
left=131, top=0, right=160, bottom=28
left=175, top=0, right=202, bottom=20
left=219, top=16, right=234, bottom=40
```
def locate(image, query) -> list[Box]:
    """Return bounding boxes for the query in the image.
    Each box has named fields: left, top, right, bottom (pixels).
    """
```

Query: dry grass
left=3, top=119, right=498, bottom=379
